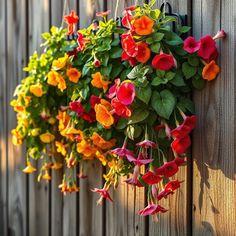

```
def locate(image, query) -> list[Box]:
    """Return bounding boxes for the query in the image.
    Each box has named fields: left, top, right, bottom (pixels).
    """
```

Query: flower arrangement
left=11, top=0, right=225, bottom=221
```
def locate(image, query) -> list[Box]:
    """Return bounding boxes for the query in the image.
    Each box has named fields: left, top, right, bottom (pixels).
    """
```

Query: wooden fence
left=0, top=0, right=235, bottom=235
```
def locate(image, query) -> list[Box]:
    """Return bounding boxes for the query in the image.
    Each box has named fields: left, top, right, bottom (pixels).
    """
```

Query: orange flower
left=52, top=54, right=68, bottom=70
left=47, top=70, right=59, bottom=86
left=51, top=162, right=63, bottom=170
left=133, top=15, right=154, bottom=35
left=10, top=99, right=25, bottom=112
left=66, top=68, right=81, bottom=83
left=202, top=60, right=220, bottom=81
left=57, top=75, right=67, bottom=92
left=95, top=104, right=114, bottom=128
left=136, top=42, right=151, bottom=63
left=55, top=141, right=67, bottom=156
left=23, top=161, right=37, bottom=173
left=95, top=151, right=107, bottom=166
left=39, top=132, right=55, bottom=143
left=91, top=132, right=116, bottom=150
left=76, top=139, right=96, bottom=160
left=91, top=72, right=110, bottom=92
left=30, top=84, right=44, bottom=97
left=42, top=170, right=51, bottom=181
left=56, top=111, right=70, bottom=131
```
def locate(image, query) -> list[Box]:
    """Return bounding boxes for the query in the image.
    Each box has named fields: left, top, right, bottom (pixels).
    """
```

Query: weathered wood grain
left=192, top=0, right=236, bottom=235
left=0, top=0, right=8, bottom=235
left=5, top=0, right=28, bottom=236
left=28, top=1, right=50, bottom=236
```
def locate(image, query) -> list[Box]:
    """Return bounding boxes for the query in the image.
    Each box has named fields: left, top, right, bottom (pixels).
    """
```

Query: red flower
left=64, top=10, right=79, bottom=35
left=121, top=51, right=137, bottom=66
left=93, top=59, right=101, bottom=68
left=81, top=109, right=96, bottom=123
left=183, top=36, right=200, bottom=53
left=136, top=139, right=157, bottom=149
left=77, top=33, right=86, bottom=51
left=125, top=5, right=137, bottom=11
left=111, top=98, right=131, bottom=118
left=198, top=35, right=216, bottom=61
left=90, top=95, right=101, bottom=108
left=142, top=171, right=162, bottom=185
left=122, top=10, right=133, bottom=29
left=107, top=79, right=120, bottom=99
left=138, top=204, right=168, bottom=216
left=171, top=135, right=191, bottom=154
left=116, top=81, right=136, bottom=105
left=152, top=54, right=175, bottom=71
left=155, top=161, right=179, bottom=178
left=91, top=188, right=113, bottom=205
left=174, top=157, right=186, bottom=166
left=69, top=101, right=85, bottom=116
left=121, top=33, right=138, bottom=57
left=125, top=177, right=143, bottom=187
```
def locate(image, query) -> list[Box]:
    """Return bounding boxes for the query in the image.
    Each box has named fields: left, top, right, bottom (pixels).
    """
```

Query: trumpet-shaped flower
left=202, top=60, right=220, bottom=81
left=133, top=16, right=154, bottom=35
left=66, top=68, right=81, bottom=83
left=91, top=72, right=110, bottom=92
left=64, top=10, right=79, bottom=35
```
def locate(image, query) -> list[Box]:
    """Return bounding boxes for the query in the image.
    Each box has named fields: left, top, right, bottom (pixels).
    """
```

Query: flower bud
left=93, top=59, right=101, bottom=68
left=213, top=30, right=226, bottom=40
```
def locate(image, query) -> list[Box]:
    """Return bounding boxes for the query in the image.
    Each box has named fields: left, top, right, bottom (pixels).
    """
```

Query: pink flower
left=136, top=139, right=157, bottom=149
left=183, top=36, right=200, bottom=53
left=107, top=79, right=120, bottom=99
left=69, top=101, right=85, bottom=116
left=213, top=30, right=226, bottom=40
left=124, top=165, right=143, bottom=187
left=91, top=188, right=113, bottom=205
left=128, top=153, right=153, bottom=166
left=77, top=33, right=86, bottom=51
left=116, top=81, right=136, bottom=105
left=138, top=204, right=168, bottom=216
left=198, top=35, right=216, bottom=61
left=110, top=145, right=135, bottom=161
left=152, top=53, right=175, bottom=71
left=111, top=98, right=131, bottom=118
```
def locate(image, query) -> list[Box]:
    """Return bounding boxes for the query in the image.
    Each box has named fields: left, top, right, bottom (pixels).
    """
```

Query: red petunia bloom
left=183, top=36, right=200, bottom=53
left=81, top=109, right=96, bottom=123
left=121, top=51, right=137, bottom=66
left=198, top=35, right=216, bottom=61
left=136, top=42, right=151, bottom=63
left=155, top=161, right=179, bottom=178
left=122, top=10, right=133, bottom=29
left=138, top=204, right=168, bottom=216
left=111, top=97, right=131, bottom=118
left=107, top=79, right=120, bottom=99
left=142, top=171, right=162, bottom=185
left=171, top=135, right=191, bottom=154
left=91, top=188, right=113, bottom=205
left=174, top=157, right=186, bottom=166
left=69, top=101, right=85, bottom=116
left=136, top=139, right=157, bottom=149
left=77, top=33, right=86, bottom=51
left=152, top=53, right=175, bottom=71
left=90, top=95, right=101, bottom=108
left=121, top=33, right=138, bottom=57
left=116, top=81, right=136, bottom=105
left=64, top=10, right=79, bottom=35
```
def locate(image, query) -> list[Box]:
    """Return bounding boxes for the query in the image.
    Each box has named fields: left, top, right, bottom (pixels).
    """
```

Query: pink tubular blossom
left=138, top=204, right=168, bottom=216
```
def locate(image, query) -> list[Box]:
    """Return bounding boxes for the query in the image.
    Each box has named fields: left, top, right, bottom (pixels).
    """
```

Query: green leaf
left=150, top=42, right=160, bottom=53
left=151, top=90, right=176, bottom=119
left=82, top=64, right=90, bottom=76
left=152, top=32, right=164, bottom=42
left=151, top=77, right=167, bottom=86
left=150, top=9, right=161, bottom=19
left=170, top=72, right=186, bottom=87
left=101, top=53, right=109, bottom=66
left=188, top=56, right=200, bottom=67
left=110, top=64, right=123, bottom=79
left=178, top=97, right=195, bottom=113
left=164, top=31, right=183, bottom=46
left=125, top=125, right=142, bottom=140
left=110, top=47, right=123, bottom=59
left=128, top=109, right=149, bottom=124
left=116, top=117, right=128, bottom=129
left=182, top=62, right=197, bottom=79
left=101, top=64, right=112, bottom=76
left=111, top=38, right=120, bottom=46
left=79, top=86, right=89, bottom=99
left=192, top=77, right=206, bottom=90
left=165, top=71, right=176, bottom=81
left=146, top=37, right=154, bottom=44
left=177, top=25, right=191, bottom=34
left=127, top=64, right=143, bottom=79
left=136, top=85, right=152, bottom=104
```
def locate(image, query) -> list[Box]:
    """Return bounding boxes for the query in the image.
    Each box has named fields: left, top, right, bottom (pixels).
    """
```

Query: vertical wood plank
left=149, top=1, right=191, bottom=236
left=0, top=0, right=8, bottom=235
left=28, top=1, right=50, bottom=236
left=106, top=1, right=146, bottom=236
left=192, top=0, right=236, bottom=235
left=6, top=0, right=28, bottom=235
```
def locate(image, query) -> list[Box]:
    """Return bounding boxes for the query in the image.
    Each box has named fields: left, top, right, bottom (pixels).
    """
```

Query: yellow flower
left=91, top=72, right=110, bottom=92
left=51, top=162, right=63, bottom=170
left=31, top=128, right=40, bottom=136
left=95, top=151, right=107, bottom=166
left=56, top=111, right=70, bottom=131
left=66, top=68, right=81, bottom=83
left=42, top=170, right=51, bottom=181
left=40, top=132, right=55, bottom=143
left=91, top=132, right=116, bottom=150
left=11, top=129, right=23, bottom=145
left=57, top=76, right=67, bottom=92
left=76, top=139, right=96, bottom=160
left=48, top=117, right=57, bottom=125
left=52, top=54, right=68, bottom=70
left=30, top=84, right=44, bottom=97
left=10, top=99, right=25, bottom=112
left=55, top=141, right=67, bottom=156
left=47, top=70, right=59, bottom=86
left=22, top=161, right=37, bottom=173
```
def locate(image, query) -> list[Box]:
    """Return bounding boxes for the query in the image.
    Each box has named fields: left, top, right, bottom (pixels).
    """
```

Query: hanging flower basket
left=11, top=0, right=225, bottom=220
